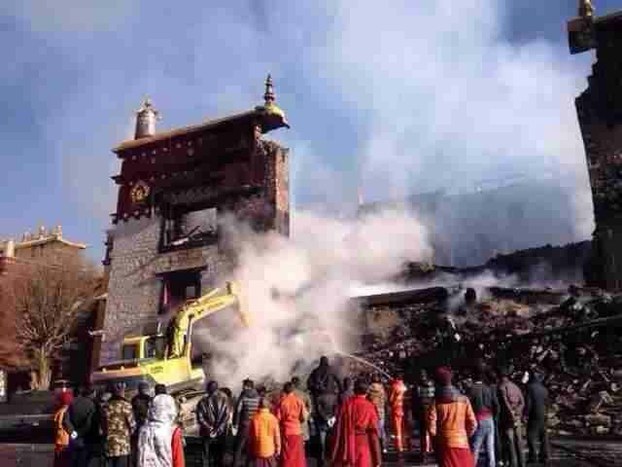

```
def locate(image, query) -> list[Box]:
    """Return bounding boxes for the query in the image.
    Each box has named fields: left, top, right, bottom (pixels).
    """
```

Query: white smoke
left=192, top=209, right=433, bottom=389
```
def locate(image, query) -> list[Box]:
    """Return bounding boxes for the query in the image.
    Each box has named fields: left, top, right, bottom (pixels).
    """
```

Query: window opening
left=160, top=270, right=202, bottom=315
left=162, top=206, right=218, bottom=250
left=122, top=344, right=139, bottom=361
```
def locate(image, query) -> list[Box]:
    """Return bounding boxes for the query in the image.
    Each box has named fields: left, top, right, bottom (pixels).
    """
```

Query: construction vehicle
left=91, top=281, right=249, bottom=399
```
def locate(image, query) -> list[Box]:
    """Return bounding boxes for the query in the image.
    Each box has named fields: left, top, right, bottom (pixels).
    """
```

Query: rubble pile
left=356, top=286, right=622, bottom=437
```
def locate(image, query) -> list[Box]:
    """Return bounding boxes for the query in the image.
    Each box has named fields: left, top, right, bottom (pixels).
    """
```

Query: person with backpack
left=53, top=391, right=74, bottom=467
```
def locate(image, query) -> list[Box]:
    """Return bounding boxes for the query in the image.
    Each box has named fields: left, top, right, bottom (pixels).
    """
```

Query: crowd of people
left=51, top=356, right=551, bottom=467
left=53, top=382, right=184, bottom=467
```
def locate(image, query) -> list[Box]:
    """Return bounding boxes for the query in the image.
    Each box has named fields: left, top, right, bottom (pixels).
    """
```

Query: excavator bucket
left=227, top=281, right=251, bottom=327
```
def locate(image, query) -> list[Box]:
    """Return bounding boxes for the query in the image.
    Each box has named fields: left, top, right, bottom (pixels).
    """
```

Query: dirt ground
left=1, top=438, right=621, bottom=467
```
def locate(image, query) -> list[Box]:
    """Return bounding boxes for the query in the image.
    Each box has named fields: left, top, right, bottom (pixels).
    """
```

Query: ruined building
left=99, top=76, right=290, bottom=364
left=569, top=4, right=622, bottom=290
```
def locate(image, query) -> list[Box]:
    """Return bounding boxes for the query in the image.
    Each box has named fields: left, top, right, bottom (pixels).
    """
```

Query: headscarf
left=137, top=394, right=179, bottom=467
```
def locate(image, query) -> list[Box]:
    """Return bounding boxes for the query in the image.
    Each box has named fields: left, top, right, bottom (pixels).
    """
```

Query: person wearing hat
left=427, top=367, right=477, bottom=467
left=102, top=382, right=136, bottom=467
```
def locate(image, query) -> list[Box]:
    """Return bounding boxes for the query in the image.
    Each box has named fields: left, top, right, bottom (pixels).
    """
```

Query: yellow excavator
left=91, top=281, right=249, bottom=396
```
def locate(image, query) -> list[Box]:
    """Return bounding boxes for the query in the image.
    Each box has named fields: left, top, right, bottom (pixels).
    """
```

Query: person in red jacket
left=388, top=373, right=408, bottom=453
left=137, top=394, right=185, bottom=467
left=331, top=378, right=381, bottom=467
left=275, top=382, right=307, bottom=467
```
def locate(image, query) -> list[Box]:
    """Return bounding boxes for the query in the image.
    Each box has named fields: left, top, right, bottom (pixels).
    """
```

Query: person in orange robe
left=427, top=367, right=477, bottom=467
left=248, top=398, right=282, bottom=467
left=388, top=373, right=408, bottom=453
left=275, top=382, right=307, bottom=467
left=331, top=378, right=382, bottom=467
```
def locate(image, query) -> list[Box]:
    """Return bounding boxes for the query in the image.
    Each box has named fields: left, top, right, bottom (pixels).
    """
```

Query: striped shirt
left=234, top=389, right=261, bottom=427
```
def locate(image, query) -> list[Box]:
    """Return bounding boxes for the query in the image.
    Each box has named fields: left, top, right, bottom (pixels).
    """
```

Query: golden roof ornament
left=257, top=73, right=290, bottom=129
left=579, top=0, right=595, bottom=19
left=264, top=74, right=275, bottom=106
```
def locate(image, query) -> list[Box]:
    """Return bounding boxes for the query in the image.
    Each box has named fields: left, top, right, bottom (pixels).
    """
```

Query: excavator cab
left=121, top=335, right=167, bottom=361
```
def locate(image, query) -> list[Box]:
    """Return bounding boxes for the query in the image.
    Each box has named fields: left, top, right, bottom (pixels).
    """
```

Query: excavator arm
left=167, top=281, right=249, bottom=358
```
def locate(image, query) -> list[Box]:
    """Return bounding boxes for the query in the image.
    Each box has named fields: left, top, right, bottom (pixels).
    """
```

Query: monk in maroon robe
left=331, top=379, right=382, bottom=467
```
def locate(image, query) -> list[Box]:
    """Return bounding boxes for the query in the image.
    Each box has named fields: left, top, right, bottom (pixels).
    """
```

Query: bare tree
left=12, top=257, right=99, bottom=389
left=0, top=275, right=27, bottom=370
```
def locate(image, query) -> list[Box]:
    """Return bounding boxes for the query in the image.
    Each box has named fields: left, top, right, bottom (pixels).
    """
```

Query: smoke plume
left=192, top=209, right=433, bottom=389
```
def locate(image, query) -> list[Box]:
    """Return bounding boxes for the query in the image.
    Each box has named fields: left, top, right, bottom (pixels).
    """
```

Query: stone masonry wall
left=101, top=217, right=228, bottom=364
left=101, top=142, right=289, bottom=365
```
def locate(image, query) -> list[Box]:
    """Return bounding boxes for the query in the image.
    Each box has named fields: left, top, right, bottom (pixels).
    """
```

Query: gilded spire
left=264, top=74, right=275, bottom=106
left=579, top=0, right=595, bottom=19
left=256, top=73, right=290, bottom=130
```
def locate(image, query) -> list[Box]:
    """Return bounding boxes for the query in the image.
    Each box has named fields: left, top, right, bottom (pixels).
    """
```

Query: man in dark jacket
left=467, top=366, right=499, bottom=467
left=307, top=356, right=341, bottom=467
left=131, top=382, right=152, bottom=429
left=526, top=372, right=549, bottom=464
left=498, top=368, right=525, bottom=467
left=232, top=379, right=260, bottom=467
left=196, top=380, right=231, bottom=467
left=64, top=385, right=103, bottom=467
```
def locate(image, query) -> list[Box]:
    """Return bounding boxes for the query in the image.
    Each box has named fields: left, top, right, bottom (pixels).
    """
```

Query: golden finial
left=264, top=74, right=275, bottom=106
left=579, top=0, right=595, bottom=19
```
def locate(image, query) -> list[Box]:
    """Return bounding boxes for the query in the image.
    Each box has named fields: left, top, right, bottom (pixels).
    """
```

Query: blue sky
left=1, top=0, right=620, bottom=261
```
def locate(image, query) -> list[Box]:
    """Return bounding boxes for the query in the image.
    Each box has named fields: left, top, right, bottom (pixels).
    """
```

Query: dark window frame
left=157, top=267, right=205, bottom=315
left=159, top=202, right=220, bottom=253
